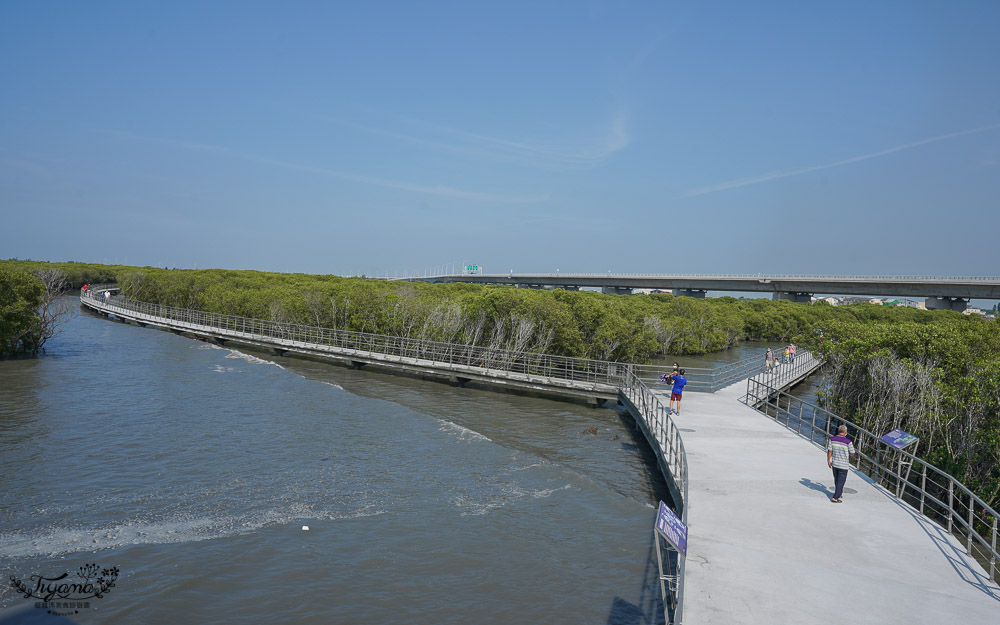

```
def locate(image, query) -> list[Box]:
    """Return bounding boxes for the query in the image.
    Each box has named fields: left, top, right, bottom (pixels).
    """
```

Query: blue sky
left=2, top=1, right=998, bottom=278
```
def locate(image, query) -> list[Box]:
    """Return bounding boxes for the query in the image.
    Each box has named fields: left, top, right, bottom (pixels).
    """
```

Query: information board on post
left=880, top=428, right=919, bottom=450
left=655, top=501, right=688, bottom=557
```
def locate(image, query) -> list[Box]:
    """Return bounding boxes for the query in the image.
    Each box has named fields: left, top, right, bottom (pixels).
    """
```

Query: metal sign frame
left=653, top=501, right=687, bottom=624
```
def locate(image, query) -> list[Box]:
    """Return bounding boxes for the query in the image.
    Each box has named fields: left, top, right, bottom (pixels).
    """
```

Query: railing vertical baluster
left=991, top=516, right=997, bottom=582
left=968, top=498, right=974, bottom=552
left=948, top=480, right=954, bottom=534
left=919, top=464, right=927, bottom=515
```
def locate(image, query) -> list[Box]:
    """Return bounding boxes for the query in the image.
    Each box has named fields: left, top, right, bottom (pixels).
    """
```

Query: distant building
left=634, top=288, right=672, bottom=295
left=811, top=296, right=839, bottom=306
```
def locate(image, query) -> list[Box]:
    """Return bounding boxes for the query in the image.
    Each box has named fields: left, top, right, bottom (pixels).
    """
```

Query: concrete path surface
left=665, top=382, right=1000, bottom=625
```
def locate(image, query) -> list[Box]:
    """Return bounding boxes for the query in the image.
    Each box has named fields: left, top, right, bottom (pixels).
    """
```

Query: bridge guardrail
left=81, top=287, right=629, bottom=388
left=633, top=347, right=814, bottom=394
left=392, top=272, right=1000, bottom=282
left=618, top=369, right=688, bottom=624
left=745, top=377, right=1000, bottom=585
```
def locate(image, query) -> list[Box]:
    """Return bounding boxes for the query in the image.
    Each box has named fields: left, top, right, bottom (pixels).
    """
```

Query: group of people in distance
left=660, top=362, right=687, bottom=416
left=764, top=343, right=796, bottom=374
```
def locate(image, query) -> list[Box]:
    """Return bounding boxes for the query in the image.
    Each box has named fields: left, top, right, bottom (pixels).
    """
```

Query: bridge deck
left=662, top=382, right=1000, bottom=624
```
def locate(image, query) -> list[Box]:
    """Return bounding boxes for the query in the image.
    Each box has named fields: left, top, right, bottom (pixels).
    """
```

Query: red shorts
left=671, top=392, right=683, bottom=401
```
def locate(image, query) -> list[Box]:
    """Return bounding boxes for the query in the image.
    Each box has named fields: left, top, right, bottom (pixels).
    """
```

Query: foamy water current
left=1, top=301, right=668, bottom=624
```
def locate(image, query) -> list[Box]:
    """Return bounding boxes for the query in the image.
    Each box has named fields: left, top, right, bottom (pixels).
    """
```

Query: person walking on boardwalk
left=668, top=368, right=687, bottom=415
left=827, top=425, right=856, bottom=503
left=765, top=347, right=775, bottom=374
left=789, top=343, right=796, bottom=363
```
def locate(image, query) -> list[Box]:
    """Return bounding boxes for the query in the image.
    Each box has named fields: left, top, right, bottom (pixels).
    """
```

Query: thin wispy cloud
left=331, top=111, right=631, bottom=170
left=102, top=130, right=547, bottom=204
left=685, top=123, right=1000, bottom=197
left=439, top=112, right=631, bottom=168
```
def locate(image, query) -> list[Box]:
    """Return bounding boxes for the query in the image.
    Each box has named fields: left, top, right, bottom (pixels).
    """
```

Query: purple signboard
left=655, top=501, right=688, bottom=557
left=880, top=428, right=918, bottom=450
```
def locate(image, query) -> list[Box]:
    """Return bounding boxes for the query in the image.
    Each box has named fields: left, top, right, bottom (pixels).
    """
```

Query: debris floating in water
left=302, top=526, right=310, bottom=531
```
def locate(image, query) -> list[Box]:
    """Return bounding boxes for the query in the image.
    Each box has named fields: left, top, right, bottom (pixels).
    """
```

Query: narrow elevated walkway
left=665, top=382, right=1000, bottom=624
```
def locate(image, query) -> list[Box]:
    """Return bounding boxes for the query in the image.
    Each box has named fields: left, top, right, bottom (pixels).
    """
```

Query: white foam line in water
left=437, top=419, right=491, bottom=443
left=451, top=482, right=573, bottom=517
left=0, top=507, right=388, bottom=559
left=224, top=349, right=284, bottom=369
left=530, top=484, right=572, bottom=499
left=510, top=460, right=549, bottom=472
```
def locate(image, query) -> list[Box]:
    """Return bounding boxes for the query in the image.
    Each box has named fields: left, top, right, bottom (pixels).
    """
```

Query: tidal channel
left=2, top=302, right=671, bottom=624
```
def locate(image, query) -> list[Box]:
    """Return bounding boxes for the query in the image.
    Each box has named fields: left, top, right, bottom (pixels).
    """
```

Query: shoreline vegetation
left=3, top=260, right=998, bottom=508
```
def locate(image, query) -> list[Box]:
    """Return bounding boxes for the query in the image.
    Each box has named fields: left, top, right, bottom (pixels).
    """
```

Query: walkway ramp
left=665, top=382, right=999, bottom=624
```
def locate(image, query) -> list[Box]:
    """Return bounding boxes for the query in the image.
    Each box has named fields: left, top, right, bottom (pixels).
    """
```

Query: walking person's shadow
left=800, top=477, right=857, bottom=498
left=800, top=477, right=833, bottom=498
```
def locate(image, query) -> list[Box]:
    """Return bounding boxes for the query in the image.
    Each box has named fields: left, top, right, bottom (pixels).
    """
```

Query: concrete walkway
left=665, top=382, right=1000, bottom=625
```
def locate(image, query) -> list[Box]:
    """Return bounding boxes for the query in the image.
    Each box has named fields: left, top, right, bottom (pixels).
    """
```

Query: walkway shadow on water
left=605, top=410, right=670, bottom=625
left=604, top=529, right=667, bottom=625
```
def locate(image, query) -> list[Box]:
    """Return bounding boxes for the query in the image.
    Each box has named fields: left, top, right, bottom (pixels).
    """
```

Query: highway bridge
left=398, top=272, right=1000, bottom=311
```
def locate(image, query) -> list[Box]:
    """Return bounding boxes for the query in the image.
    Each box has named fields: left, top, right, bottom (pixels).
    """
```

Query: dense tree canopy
left=0, top=268, right=45, bottom=356
left=4, top=260, right=998, bottom=507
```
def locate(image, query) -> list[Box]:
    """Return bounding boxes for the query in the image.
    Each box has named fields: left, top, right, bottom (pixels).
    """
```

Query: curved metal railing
left=746, top=377, right=1000, bottom=585
left=80, top=286, right=627, bottom=388
left=618, top=369, right=688, bottom=623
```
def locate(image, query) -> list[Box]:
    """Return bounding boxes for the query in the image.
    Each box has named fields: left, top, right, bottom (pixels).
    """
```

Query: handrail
left=80, top=287, right=629, bottom=388
left=633, top=346, right=817, bottom=394
left=745, top=377, right=1000, bottom=584
left=390, top=272, right=1000, bottom=282
left=618, top=369, right=688, bottom=623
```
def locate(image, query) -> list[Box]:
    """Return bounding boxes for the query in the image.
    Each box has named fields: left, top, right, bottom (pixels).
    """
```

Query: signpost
left=655, top=500, right=688, bottom=556
left=463, top=264, right=481, bottom=274
left=653, top=501, right=687, bottom=624
left=879, top=428, right=919, bottom=498
left=880, top=428, right=919, bottom=450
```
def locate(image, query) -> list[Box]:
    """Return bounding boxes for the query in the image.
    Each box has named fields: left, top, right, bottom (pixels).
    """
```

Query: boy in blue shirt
left=669, top=368, right=687, bottom=415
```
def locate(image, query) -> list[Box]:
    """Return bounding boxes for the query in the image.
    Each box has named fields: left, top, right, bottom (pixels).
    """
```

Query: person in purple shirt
left=668, top=368, right=687, bottom=416
left=827, top=425, right=857, bottom=503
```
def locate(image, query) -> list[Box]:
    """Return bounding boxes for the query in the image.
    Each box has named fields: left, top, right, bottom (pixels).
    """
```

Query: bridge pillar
left=517, top=284, right=544, bottom=289
left=924, top=297, right=969, bottom=312
left=773, top=292, right=812, bottom=303
left=601, top=287, right=633, bottom=295
left=561, top=286, right=580, bottom=291
left=675, top=289, right=707, bottom=298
